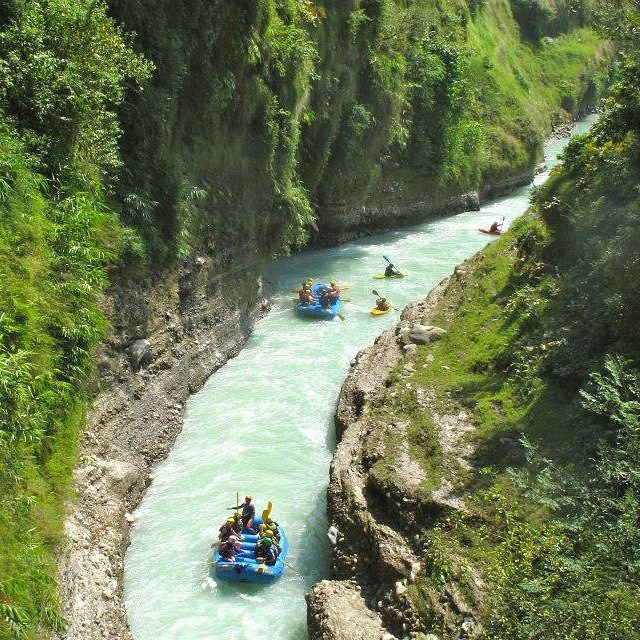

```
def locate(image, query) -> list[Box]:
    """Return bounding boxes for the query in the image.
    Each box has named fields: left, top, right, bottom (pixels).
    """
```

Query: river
left=124, top=116, right=595, bottom=640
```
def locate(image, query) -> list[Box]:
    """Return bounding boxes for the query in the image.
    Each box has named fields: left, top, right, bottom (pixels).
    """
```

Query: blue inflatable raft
left=213, top=517, right=288, bottom=584
left=295, top=283, right=342, bottom=320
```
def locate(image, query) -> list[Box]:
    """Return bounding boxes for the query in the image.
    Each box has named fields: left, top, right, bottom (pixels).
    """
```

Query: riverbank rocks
left=126, top=338, right=152, bottom=370
left=307, top=580, right=390, bottom=640
left=409, top=324, right=446, bottom=345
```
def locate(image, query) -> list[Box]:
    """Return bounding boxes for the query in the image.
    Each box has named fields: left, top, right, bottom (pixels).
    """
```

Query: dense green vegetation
left=0, top=2, right=149, bottom=638
left=303, top=0, right=609, bottom=207
left=0, top=0, right=613, bottom=637
left=111, top=0, right=610, bottom=255
left=383, top=4, right=640, bottom=634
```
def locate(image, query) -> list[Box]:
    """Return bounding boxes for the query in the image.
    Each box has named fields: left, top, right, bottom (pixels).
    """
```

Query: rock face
left=57, top=253, right=267, bottom=640
left=313, top=183, right=483, bottom=246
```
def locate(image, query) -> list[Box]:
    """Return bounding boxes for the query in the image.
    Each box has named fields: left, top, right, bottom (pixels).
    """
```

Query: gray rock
left=307, top=580, right=387, bottom=640
left=127, top=339, right=152, bottom=371
left=403, top=343, right=418, bottom=357
left=409, top=325, right=446, bottom=345
left=465, top=191, right=480, bottom=211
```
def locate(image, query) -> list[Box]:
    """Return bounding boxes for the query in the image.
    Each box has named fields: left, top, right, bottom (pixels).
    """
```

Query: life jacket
left=219, top=541, right=234, bottom=557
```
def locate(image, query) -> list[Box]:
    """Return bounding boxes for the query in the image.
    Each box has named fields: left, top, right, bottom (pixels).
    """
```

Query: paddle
left=283, top=560, right=300, bottom=575
left=498, top=215, right=505, bottom=229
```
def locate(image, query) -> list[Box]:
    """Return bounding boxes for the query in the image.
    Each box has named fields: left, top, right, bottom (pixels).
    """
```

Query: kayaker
left=375, top=296, right=390, bottom=311
left=384, top=262, right=401, bottom=277
left=489, top=220, right=502, bottom=233
left=218, top=517, right=236, bottom=541
left=219, top=534, right=242, bottom=561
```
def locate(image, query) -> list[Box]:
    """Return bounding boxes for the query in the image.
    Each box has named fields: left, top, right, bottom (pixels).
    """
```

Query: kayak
left=372, top=271, right=409, bottom=279
left=213, top=516, right=289, bottom=585
left=295, top=283, right=342, bottom=320
left=479, top=228, right=502, bottom=235
left=370, top=305, right=393, bottom=316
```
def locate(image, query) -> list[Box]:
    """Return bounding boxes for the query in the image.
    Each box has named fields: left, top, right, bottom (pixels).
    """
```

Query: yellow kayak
left=370, top=305, right=394, bottom=316
left=372, top=271, right=408, bottom=279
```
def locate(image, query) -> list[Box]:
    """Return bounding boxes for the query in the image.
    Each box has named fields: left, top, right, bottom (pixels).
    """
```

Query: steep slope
left=109, top=0, right=611, bottom=248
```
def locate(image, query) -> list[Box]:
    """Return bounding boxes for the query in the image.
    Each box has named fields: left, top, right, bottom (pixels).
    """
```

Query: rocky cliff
left=57, top=251, right=268, bottom=639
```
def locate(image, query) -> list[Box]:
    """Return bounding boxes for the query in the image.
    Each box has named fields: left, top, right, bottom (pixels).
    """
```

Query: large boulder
left=127, top=339, right=152, bottom=371
left=409, top=325, right=446, bottom=345
left=307, top=580, right=390, bottom=640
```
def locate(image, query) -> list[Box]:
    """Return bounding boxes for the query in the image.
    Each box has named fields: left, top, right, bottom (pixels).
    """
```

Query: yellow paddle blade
left=262, top=501, right=273, bottom=521
left=257, top=564, right=266, bottom=573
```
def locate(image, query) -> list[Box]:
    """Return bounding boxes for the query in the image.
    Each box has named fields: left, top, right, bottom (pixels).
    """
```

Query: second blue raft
left=295, top=283, right=342, bottom=320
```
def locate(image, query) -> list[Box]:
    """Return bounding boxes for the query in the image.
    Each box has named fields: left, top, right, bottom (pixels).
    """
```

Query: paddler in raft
left=328, top=280, right=340, bottom=303
left=219, top=534, right=242, bottom=562
left=218, top=517, right=238, bottom=542
left=231, top=495, right=256, bottom=533
left=255, top=536, right=278, bottom=566
left=320, top=280, right=340, bottom=308
left=298, top=279, right=315, bottom=305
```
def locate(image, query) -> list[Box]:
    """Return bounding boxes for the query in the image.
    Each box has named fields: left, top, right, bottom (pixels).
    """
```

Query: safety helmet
left=226, top=518, right=235, bottom=525
left=330, top=280, right=337, bottom=286
left=245, top=495, right=252, bottom=501
left=259, top=523, right=266, bottom=531
left=234, top=512, right=241, bottom=519
left=265, top=529, right=274, bottom=537
left=263, top=538, right=273, bottom=547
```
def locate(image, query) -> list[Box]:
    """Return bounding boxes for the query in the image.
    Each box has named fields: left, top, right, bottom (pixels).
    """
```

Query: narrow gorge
left=2, top=1, right=638, bottom=640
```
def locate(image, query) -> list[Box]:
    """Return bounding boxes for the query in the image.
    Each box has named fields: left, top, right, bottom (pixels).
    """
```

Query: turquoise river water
left=124, top=117, right=595, bottom=640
